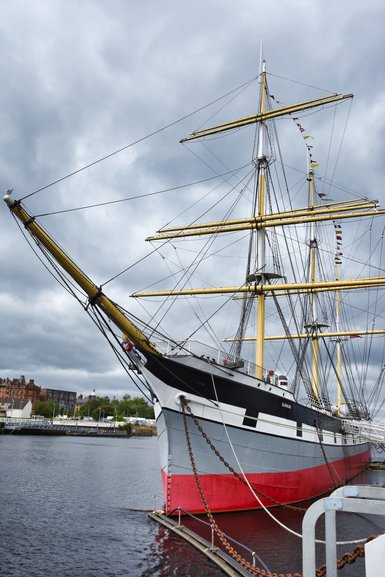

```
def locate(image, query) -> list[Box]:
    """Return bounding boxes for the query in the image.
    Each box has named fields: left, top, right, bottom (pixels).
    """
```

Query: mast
left=335, top=267, right=343, bottom=413
left=255, top=60, right=268, bottom=379
left=308, top=162, right=320, bottom=399
left=334, top=224, right=344, bottom=414
left=306, top=158, right=328, bottom=400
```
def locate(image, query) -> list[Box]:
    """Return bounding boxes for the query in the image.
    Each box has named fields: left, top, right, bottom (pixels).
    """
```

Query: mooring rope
left=179, top=397, right=378, bottom=576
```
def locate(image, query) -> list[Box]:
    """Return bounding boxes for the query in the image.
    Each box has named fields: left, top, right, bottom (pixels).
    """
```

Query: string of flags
left=289, top=109, right=343, bottom=266
left=271, top=97, right=366, bottom=337
left=271, top=95, right=344, bottom=268
left=334, top=220, right=343, bottom=265
left=291, top=115, right=334, bottom=203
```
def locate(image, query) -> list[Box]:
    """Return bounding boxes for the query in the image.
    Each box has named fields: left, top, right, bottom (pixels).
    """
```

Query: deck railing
left=342, top=419, right=385, bottom=445
left=154, top=339, right=262, bottom=376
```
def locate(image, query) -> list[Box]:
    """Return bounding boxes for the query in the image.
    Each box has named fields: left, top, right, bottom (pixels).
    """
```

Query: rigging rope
left=20, top=77, right=257, bottom=202
left=143, top=170, right=256, bottom=343
left=33, top=167, right=250, bottom=217
left=14, top=212, right=155, bottom=403
left=180, top=396, right=373, bottom=577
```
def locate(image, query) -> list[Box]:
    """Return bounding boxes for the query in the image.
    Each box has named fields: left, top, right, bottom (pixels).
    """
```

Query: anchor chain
left=181, top=397, right=291, bottom=577
left=315, top=423, right=342, bottom=489
left=317, top=534, right=378, bottom=576
left=183, top=398, right=306, bottom=512
left=180, top=397, right=378, bottom=577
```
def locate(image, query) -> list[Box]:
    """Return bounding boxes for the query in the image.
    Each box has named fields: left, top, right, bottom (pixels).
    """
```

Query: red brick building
left=0, top=376, right=41, bottom=408
left=0, top=376, right=77, bottom=414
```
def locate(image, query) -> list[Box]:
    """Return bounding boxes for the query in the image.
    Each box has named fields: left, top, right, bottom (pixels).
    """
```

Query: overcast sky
left=1, top=0, right=385, bottom=402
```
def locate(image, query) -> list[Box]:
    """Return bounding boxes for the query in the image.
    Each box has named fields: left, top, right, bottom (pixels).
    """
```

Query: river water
left=1, top=435, right=384, bottom=577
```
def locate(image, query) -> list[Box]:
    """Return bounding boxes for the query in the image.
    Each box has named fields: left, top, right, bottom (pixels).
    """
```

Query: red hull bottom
left=162, top=449, right=371, bottom=514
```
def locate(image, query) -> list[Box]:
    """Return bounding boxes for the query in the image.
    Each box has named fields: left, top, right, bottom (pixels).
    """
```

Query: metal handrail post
left=302, top=498, right=323, bottom=577
left=302, top=485, right=385, bottom=577
left=325, top=507, right=337, bottom=577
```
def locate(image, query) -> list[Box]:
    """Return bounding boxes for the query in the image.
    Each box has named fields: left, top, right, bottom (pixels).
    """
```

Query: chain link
left=184, top=398, right=306, bottom=511
left=181, top=398, right=302, bottom=577
left=315, top=424, right=342, bottom=489
left=180, top=397, right=378, bottom=576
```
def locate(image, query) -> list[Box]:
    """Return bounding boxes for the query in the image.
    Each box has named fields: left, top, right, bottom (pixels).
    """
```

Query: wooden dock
left=149, top=511, right=258, bottom=577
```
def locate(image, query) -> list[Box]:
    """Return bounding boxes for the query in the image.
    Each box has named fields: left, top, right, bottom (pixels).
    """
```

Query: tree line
left=34, top=394, right=155, bottom=421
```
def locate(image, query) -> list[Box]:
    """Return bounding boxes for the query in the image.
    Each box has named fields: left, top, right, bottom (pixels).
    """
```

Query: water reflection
left=148, top=468, right=385, bottom=577
left=1, top=435, right=384, bottom=577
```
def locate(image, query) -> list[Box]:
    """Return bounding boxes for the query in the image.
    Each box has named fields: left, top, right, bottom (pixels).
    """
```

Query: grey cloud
left=1, top=0, right=385, bottom=405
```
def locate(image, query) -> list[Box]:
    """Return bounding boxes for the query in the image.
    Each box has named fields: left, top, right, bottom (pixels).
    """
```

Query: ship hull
left=157, top=408, right=370, bottom=514
left=139, top=352, right=371, bottom=514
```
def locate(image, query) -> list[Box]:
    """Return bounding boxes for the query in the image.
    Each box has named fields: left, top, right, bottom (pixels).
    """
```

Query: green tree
left=76, top=394, right=154, bottom=421
left=78, top=396, right=108, bottom=419
left=125, top=397, right=154, bottom=419
left=33, top=400, right=59, bottom=418
left=93, top=402, right=114, bottom=421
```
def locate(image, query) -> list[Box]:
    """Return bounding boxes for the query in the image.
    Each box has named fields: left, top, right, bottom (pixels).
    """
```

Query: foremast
left=3, top=192, right=160, bottom=357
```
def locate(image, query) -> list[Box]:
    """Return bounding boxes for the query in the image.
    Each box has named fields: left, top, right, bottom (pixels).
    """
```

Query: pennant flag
left=334, top=219, right=343, bottom=263
left=310, top=162, right=320, bottom=168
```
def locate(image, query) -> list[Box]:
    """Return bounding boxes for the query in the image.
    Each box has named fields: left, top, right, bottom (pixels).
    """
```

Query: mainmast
left=140, top=67, right=357, bottom=380
left=254, top=61, right=268, bottom=379
left=306, top=159, right=326, bottom=400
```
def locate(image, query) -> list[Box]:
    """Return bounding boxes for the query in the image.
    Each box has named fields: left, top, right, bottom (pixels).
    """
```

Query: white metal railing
left=1, top=417, right=123, bottom=429
left=342, top=419, right=385, bottom=444
left=154, top=339, right=261, bottom=376
left=303, top=485, right=385, bottom=577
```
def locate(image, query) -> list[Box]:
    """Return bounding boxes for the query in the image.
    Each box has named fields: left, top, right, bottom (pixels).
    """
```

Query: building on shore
left=74, top=389, right=97, bottom=415
left=0, top=376, right=77, bottom=414
left=0, top=376, right=41, bottom=407
left=0, top=398, right=32, bottom=419
left=40, top=388, right=77, bottom=415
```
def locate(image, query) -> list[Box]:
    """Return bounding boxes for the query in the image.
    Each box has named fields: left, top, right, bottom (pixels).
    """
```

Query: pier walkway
left=0, top=417, right=129, bottom=437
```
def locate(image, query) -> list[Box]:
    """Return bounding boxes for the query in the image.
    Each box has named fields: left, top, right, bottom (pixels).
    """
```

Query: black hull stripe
left=146, top=354, right=344, bottom=434
left=157, top=406, right=366, bottom=450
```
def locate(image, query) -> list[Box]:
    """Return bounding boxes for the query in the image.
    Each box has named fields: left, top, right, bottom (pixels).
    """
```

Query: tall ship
left=5, top=61, right=385, bottom=514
